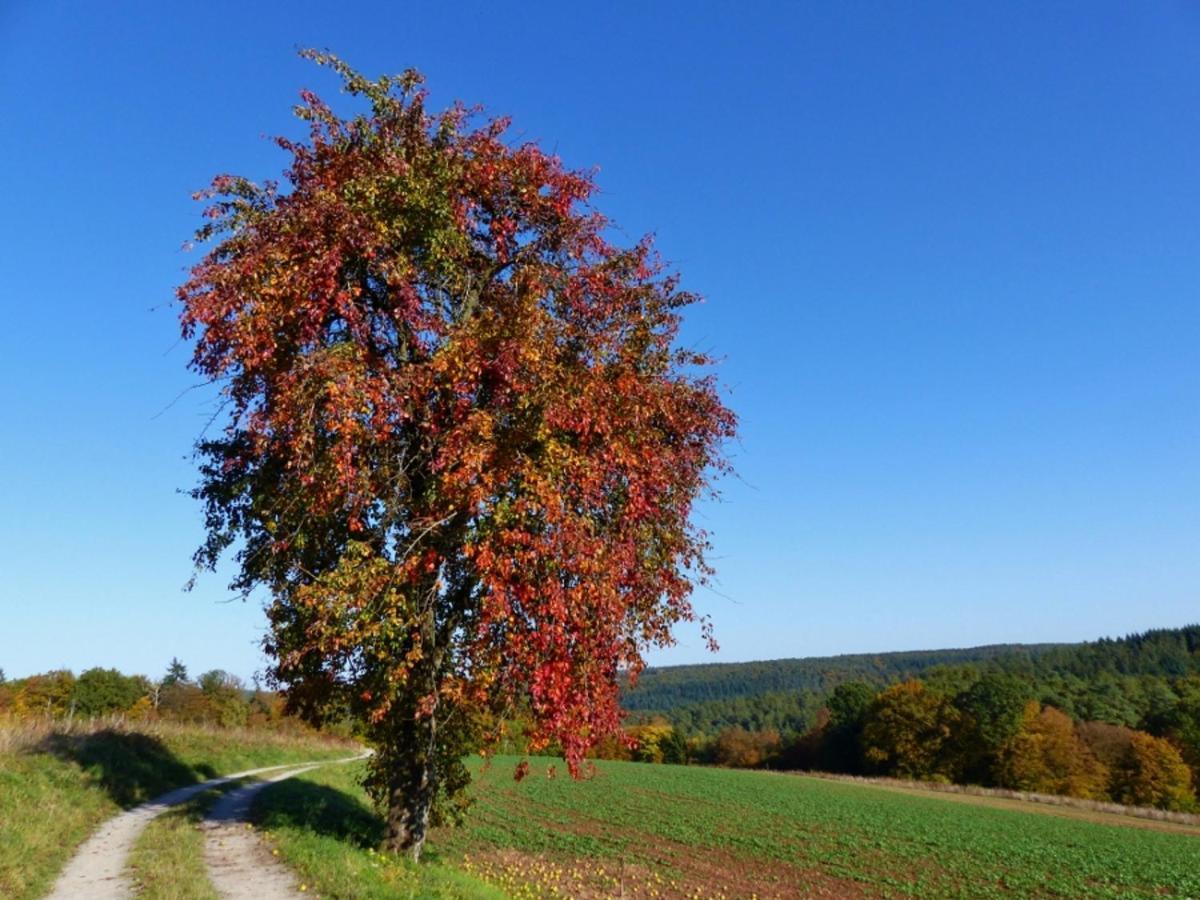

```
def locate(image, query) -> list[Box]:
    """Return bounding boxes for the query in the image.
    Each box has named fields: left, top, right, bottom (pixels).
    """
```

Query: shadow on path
left=36, top=729, right=206, bottom=808
left=253, top=777, right=384, bottom=849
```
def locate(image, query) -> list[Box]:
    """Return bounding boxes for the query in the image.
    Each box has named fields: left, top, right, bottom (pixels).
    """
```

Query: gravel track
left=45, top=754, right=365, bottom=899
left=201, top=764, right=321, bottom=899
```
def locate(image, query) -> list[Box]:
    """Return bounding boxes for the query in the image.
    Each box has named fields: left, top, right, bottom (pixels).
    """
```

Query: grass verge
left=252, top=763, right=505, bottom=899
left=126, top=780, right=247, bottom=900
left=0, top=719, right=358, bottom=900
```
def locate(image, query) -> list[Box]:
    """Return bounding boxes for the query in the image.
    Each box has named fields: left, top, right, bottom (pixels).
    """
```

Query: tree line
left=0, top=658, right=306, bottom=731
left=607, top=629, right=1200, bottom=813
left=624, top=625, right=1200, bottom=714
left=621, top=643, right=1061, bottom=711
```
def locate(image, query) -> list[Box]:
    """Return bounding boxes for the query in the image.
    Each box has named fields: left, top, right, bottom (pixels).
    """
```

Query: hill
left=622, top=625, right=1200, bottom=738
left=622, top=642, right=1064, bottom=711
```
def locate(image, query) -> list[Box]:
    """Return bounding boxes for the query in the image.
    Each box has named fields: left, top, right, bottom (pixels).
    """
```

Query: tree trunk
left=383, top=679, right=438, bottom=861
left=384, top=755, right=435, bottom=861
left=384, top=580, right=443, bottom=862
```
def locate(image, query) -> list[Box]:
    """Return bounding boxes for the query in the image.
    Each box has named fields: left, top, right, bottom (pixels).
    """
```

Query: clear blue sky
left=2, top=1, right=1197, bottom=682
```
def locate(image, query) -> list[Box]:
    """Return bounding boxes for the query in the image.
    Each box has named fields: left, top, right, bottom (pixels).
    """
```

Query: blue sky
left=1, top=2, right=1197, bottom=682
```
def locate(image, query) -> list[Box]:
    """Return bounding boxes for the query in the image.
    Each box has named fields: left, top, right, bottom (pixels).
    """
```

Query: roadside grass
left=0, top=747, right=117, bottom=900
left=252, top=766, right=506, bottom=899
left=258, top=757, right=1200, bottom=899
left=0, top=718, right=358, bottom=900
left=126, top=780, right=247, bottom=900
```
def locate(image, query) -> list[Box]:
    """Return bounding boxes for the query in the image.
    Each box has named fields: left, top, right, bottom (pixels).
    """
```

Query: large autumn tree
left=179, top=52, right=734, bottom=859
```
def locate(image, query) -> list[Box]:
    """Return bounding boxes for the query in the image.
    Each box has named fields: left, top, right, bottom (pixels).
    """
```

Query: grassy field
left=254, top=756, right=1200, bottom=899
left=0, top=719, right=357, bottom=900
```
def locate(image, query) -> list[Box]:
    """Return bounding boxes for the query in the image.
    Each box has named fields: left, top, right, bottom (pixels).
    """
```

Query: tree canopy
left=179, top=52, right=734, bottom=858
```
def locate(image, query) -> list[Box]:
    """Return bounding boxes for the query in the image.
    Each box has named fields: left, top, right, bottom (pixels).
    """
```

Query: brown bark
left=384, top=601, right=440, bottom=861
left=384, top=755, right=435, bottom=860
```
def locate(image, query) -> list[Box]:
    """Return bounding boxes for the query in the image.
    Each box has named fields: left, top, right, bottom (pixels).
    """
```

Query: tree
left=821, top=681, right=875, bottom=773
left=179, top=52, right=734, bottom=860
left=713, top=726, right=781, bottom=768
left=1141, top=677, right=1200, bottom=777
left=162, top=658, right=189, bottom=688
left=954, top=672, right=1031, bottom=783
left=12, top=670, right=76, bottom=717
left=199, top=670, right=250, bottom=727
left=72, top=668, right=144, bottom=717
left=862, top=680, right=961, bottom=780
left=659, top=726, right=691, bottom=765
left=1077, top=719, right=1136, bottom=773
left=1110, top=732, right=1196, bottom=812
left=628, top=719, right=676, bottom=764
left=996, top=703, right=1108, bottom=799
left=159, top=681, right=213, bottom=724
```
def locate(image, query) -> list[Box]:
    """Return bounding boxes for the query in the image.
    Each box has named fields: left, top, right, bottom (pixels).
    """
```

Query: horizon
left=7, top=619, right=1198, bottom=683
left=3, top=2, right=1198, bottom=684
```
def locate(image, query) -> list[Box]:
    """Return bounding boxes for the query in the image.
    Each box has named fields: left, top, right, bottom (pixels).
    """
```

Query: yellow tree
left=997, top=703, right=1108, bottom=799
left=1111, top=732, right=1196, bottom=812
left=861, top=680, right=961, bottom=780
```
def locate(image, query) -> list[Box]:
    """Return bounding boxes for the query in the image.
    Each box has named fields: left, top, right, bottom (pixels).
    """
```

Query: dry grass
left=800, top=769, right=1200, bottom=829
left=0, top=714, right=356, bottom=756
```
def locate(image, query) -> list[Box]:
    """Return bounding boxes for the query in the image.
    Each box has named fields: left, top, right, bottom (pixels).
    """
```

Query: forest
left=613, top=625, right=1200, bottom=811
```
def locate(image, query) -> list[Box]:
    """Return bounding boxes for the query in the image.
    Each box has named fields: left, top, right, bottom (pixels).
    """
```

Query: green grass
left=0, top=720, right=358, bottom=900
left=256, top=757, right=1200, bottom=898
left=126, top=780, right=246, bottom=900
left=252, top=767, right=506, bottom=899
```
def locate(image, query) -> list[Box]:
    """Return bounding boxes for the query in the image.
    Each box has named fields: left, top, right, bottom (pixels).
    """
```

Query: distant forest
left=623, top=626, right=1200, bottom=737
left=606, top=625, right=1200, bottom=812
left=623, top=643, right=1062, bottom=710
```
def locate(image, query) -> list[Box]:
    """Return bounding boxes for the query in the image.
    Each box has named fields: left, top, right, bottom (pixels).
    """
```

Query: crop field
left=253, top=756, right=1200, bottom=898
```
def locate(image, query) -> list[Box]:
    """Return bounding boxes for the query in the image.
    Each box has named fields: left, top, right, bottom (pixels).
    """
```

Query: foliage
left=1110, top=732, right=1196, bottom=812
left=642, top=688, right=822, bottom=737
left=622, top=643, right=1059, bottom=711
left=862, top=680, right=962, bottom=780
left=996, top=703, right=1108, bottom=800
left=1142, top=675, right=1200, bottom=772
left=8, top=671, right=75, bottom=717
left=197, top=670, right=249, bottom=728
left=162, top=658, right=189, bottom=688
left=1, top=663, right=311, bottom=735
left=626, top=720, right=676, bottom=764
left=624, top=625, right=1200, bottom=740
left=1077, top=720, right=1136, bottom=771
left=179, top=52, right=733, bottom=857
left=711, top=725, right=781, bottom=768
left=71, top=668, right=145, bottom=717
left=954, top=671, right=1034, bottom=782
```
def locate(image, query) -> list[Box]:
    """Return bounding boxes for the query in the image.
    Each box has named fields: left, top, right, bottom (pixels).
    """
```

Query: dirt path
left=45, top=755, right=364, bottom=899
left=201, top=764, right=321, bottom=899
